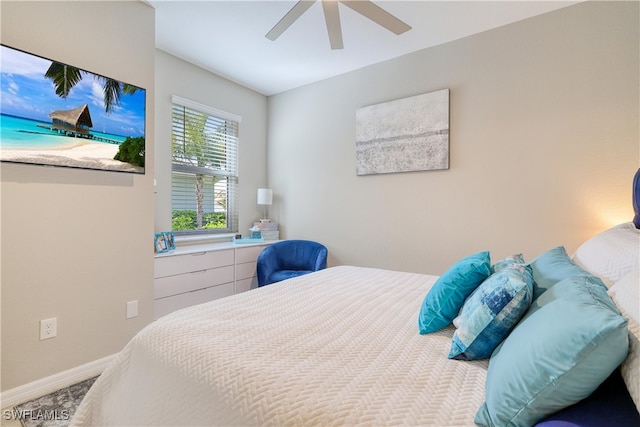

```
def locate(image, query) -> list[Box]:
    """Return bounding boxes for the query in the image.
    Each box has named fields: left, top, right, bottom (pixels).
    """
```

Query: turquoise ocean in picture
left=1, top=44, right=146, bottom=173
left=0, top=114, right=126, bottom=150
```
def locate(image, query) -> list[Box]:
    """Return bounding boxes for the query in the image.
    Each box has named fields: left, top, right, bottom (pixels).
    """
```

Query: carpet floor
left=12, top=377, right=97, bottom=427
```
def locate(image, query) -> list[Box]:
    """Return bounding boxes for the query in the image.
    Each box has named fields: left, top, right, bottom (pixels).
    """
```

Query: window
left=171, top=96, right=239, bottom=235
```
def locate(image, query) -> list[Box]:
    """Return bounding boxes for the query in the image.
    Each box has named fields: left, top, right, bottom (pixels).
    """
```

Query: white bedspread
left=72, top=266, right=488, bottom=426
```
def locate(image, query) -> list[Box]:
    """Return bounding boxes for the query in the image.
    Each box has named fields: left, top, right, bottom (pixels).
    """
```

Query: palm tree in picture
left=44, top=62, right=141, bottom=113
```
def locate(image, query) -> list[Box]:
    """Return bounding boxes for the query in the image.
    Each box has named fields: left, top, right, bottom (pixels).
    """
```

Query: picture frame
left=1, top=44, right=146, bottom=174
left=154, top=233, right=168, bottom=254
left=154, top=231, right=175, bottom=254
left=355, top=89, right=449, bottom=175
left=164, top=231, right=176, bottom=251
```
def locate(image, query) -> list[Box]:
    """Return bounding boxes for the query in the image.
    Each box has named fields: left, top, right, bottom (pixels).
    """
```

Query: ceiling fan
left=266, top=0, right=412, bottom=50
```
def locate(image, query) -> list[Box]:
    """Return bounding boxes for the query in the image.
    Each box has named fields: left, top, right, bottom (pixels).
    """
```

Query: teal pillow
left=449, top=263, right=533, bottom=360
left=418, top=251, right=491, bottom=334
left=528, top=246, right=596, bottom=299
left=475, top=275, right=629, bottom=427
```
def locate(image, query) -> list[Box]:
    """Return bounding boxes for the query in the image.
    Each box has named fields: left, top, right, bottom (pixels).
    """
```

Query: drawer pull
left=191, top=252, right=207, bottom=256
left=190, top=269, right=207, bottom=275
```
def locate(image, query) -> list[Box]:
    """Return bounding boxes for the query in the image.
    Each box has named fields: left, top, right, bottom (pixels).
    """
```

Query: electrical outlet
left=126, top=300, right=138, bottom=319
left=40, top=318, right=57, bottom=340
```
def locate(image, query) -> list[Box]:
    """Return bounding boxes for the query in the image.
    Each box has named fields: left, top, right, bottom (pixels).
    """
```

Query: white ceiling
left=149, top=1, right=580, bottom=96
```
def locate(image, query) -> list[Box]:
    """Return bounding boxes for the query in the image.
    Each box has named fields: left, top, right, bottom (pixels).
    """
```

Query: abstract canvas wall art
left=356, top=89, right=449, bottom=176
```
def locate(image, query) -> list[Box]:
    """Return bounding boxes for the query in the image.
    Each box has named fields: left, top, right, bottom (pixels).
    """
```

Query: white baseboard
left=1, top=354, right=115, bottom=409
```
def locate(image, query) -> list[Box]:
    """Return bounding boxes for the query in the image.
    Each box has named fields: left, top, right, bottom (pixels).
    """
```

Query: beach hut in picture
left=49, top=104, right=93, bottom=138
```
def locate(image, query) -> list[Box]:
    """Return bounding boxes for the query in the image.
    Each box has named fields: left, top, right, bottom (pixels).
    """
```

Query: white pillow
left=608, top=269, right=640, bottom=412
left=572, top=222, right=640, bottom=287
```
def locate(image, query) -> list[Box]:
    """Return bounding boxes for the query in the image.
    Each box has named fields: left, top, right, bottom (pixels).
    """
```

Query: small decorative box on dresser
left=253, top=221, right=280, bottom=241
left=154, top=241, right=274, bottom=319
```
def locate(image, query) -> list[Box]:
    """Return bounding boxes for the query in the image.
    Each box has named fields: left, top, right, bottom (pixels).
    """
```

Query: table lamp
left=257, top=188, right=273, bottom=223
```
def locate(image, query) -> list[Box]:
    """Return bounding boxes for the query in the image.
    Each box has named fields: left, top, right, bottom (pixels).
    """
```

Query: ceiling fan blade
left=266, top=0, right=316, bottom=41
left=341, top=0, right=411, bottom=35
left=322, top=0, right=344, bottom=49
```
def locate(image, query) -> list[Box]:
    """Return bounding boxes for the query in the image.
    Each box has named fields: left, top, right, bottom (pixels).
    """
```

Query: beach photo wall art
left=0, top=44, right=146, bottom=174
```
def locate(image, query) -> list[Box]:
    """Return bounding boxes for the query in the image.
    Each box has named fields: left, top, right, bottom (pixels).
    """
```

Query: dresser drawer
left=154, top=265, right=234, bottom=299
left=154, top=282, right=234, bottom=319
left=235, top=261, right=258, bottom=281
left=236, top=276, right=258, bottom=293
left=155, top=249, right=234, bottom=278
left=235, top=245, right=267, bottom=264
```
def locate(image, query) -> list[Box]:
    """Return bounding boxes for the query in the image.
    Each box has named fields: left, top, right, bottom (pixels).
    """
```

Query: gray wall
left=267, top=1, right=639, bottom=275
left=1, top=1, right=155, bottom=390
left=154, top=50, right=268, bottom=238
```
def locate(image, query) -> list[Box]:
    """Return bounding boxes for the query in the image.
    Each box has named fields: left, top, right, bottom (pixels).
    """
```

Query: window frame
left=170, top=95, right=240, bottom=236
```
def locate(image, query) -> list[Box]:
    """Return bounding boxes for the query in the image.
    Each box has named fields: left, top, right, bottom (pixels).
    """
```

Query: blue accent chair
left=257, top=240, right=328, bottom=287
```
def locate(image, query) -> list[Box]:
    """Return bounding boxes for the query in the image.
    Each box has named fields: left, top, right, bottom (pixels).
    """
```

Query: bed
left=72, top=266, right=490, bottom=426
left=72, top=173, right=640, bottom=427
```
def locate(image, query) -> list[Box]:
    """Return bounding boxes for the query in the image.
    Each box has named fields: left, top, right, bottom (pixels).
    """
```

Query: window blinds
left=171, top=96, right=239, bottom=234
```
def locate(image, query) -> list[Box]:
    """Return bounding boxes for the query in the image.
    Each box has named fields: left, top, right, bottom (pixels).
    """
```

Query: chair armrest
left=257, top=246, right=279, bottom=286
left=314, top=247, right=328, bottom=271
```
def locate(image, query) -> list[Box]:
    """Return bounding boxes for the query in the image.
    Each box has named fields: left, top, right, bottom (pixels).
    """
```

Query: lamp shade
left=257, top=188, right=273, bottom=205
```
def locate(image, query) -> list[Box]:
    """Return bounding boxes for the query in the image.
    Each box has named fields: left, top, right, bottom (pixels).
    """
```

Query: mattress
left=71, top=266, right=488, bottom=426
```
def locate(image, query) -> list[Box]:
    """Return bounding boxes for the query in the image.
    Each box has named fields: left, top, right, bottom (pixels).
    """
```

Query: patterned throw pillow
left=449, top=263, right=533, bottom=360
left=491, top=253, right=524, bottom=274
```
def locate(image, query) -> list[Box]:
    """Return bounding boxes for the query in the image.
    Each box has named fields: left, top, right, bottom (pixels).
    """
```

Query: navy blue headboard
left=634, top=168, right=640, bottom=228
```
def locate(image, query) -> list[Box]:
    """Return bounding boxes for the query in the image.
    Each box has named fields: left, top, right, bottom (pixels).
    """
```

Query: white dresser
left=154, top=241, right=273, bottom=319
left=235, top=245, right=268, bottom=293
